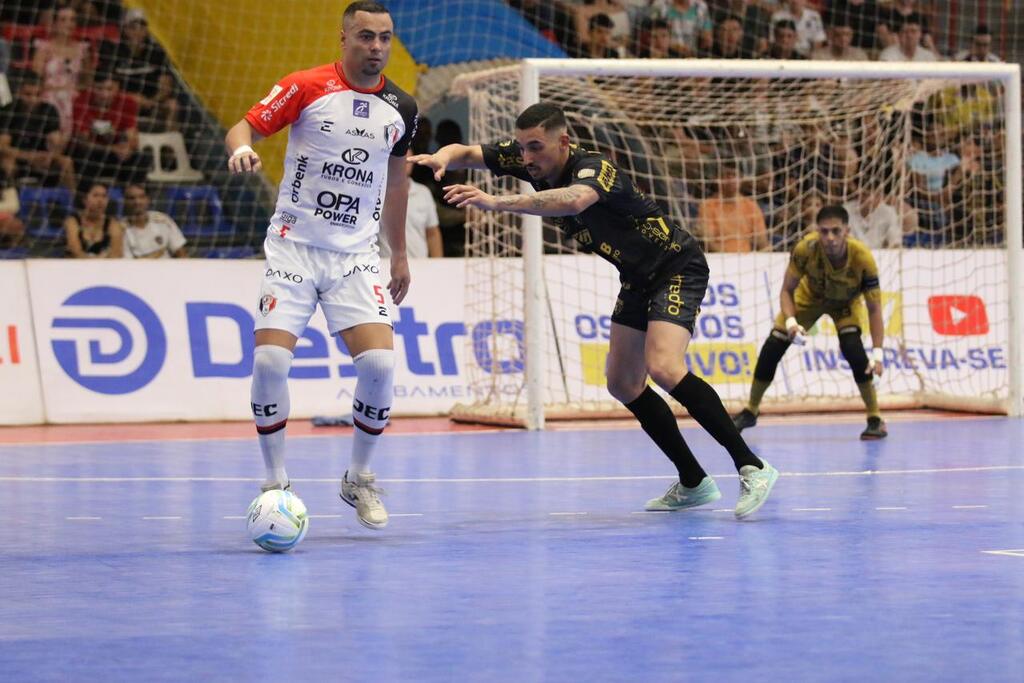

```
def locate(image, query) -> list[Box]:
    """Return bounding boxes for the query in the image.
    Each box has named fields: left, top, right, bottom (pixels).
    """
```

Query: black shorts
left=611, top=252, right=709, bottom=333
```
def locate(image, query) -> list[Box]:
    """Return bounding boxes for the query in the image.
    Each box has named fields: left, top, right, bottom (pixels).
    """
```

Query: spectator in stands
left=698, top=160, right=768, bottom=252
left=824, top=0, right=883, bottom=51
left=64, top=181, right=123, bottom=257
left=703, top=14, right=753, bottom=59
left=98, top=8, right=179, bottom=133
left=0, top=167, right=25, bottom=248
left=770, top=0, right=825, bottom=57
left=878, top=15, right=938, bottom=62
left=122, top=182, right=187, bottom=258
left=956, top=25, right=1001, bottom=63
left=636, top=19, right=687, bottom=58
left=582, top=14, right=624, bottom=58
left=70, top=71, right=147, bottom=183
left=0, top=37, right=10, bottom=76
left=379, top=150, right=442, bottom=260
left=878, top=1, right=935, bottom=53
left=765, top=19, right=806, bottom=60
left=575, top=0, right=631, bottom=53
left=0, top=72, right=76, bottom=190
left=32, top=5, right=92, bottom=137
left=906, top=129, right=959, bottom=246
left=843, top=184, right=902, bottom=248
left=711, top=0, right=769, bottom=57
left=812, top=18, right=868, bottom=61
left=659, top=0, right=713, bottom=57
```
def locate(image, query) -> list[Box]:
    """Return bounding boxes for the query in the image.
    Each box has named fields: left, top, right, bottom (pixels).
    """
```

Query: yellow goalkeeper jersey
left=787, top=232, right=882, bottom=308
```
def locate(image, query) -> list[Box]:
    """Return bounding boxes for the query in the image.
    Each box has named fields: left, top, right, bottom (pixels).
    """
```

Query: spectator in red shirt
left=70, top=71, right=147, bottom=184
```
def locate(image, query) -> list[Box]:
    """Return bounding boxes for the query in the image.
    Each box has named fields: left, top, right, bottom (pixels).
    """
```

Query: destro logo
left=51, top=287, right=167, bottom=395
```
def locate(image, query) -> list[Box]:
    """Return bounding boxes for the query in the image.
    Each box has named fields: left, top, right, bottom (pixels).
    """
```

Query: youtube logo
left=928, top=295, right=989, bottom=336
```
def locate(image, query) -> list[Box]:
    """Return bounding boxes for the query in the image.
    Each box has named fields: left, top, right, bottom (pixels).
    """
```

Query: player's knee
left=252, top=345, right=293, bottom=385
left=838, top=328, right=871, bottom=383
left=606, top=372, right=646, bottom=404
left=644, top=354, right=686, bottom=393
left=353, top=348, right=395, bottom=383
left=753, top=331, right=790, bottom=382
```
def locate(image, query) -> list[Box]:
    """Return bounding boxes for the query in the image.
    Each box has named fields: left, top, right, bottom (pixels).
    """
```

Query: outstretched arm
left=443, top=183, right=598, bottom=217
left=409, top=144, right=486, bottom=181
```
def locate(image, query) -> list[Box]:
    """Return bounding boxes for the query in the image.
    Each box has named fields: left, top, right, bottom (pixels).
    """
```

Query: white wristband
left=785, top=317, right=799, bottom=331
left=871, top=348, right=884, bottom=364
left=231, top=144, right=254, bottom=157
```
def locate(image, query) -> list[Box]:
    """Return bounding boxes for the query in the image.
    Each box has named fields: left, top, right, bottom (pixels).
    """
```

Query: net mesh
left=451, top=63, right=1011, bottom=424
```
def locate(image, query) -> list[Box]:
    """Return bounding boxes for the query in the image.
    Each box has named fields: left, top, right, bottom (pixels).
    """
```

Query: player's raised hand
left=409, top=152, right=448, bottom=182
left=228, top=145, right=262, bottom=174
left=388, top=255, right=411, bottom=305
left=443, top=184, right=496, bottom=211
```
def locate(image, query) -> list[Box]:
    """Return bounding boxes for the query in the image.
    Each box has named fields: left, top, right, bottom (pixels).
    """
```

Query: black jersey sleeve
left=377, top=80, right=419, bottom=157
left=567, top=154, right=629, bottom=204
left=480, top=139, right=534, bottom=182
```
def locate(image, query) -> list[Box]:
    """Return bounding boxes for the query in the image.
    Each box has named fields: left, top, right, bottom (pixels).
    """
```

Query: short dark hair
left=16, top=71, right=41, bottom=89
left=897, top=13, right=923, bottom=31
left=817, top=204, right=849, bottom=225
left=343, top=1, right=389, bottom=25
left=515, top=103, right=567, bottom=132
left=589, top=13, right=614, bottom=31
left=649, top=18, right=670, bottom=32
left=774, top=19, right=797, bottom=33
left=974, top=24, right=992, bottom=37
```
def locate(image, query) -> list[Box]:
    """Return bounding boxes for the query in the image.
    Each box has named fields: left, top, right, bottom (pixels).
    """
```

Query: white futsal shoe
left=340, top=471, right=388, bottom=529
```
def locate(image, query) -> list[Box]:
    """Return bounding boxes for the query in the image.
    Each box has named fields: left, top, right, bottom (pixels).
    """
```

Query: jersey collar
left=335, top=62, right=385, bottom=94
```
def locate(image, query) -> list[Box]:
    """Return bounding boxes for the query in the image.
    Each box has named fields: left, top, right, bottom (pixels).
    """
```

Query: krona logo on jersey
left=928, top=295, right=989, bottom=336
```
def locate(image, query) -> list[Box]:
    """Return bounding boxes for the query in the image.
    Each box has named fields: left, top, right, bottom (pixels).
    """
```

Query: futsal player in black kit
left=411, top=103, right=778, bottom=518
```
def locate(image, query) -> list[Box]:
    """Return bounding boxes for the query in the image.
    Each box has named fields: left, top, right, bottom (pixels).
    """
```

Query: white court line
left=952, top=505, right=988, bottom=509
left=713, top=509, right=733, bottom=513
left=390, top=513, right=424, bottom=518
left=66, top=516, right=101, bottom=520
left=688, top=536, right=724, bottom=540
left=982, top=549, right=1024, bottom=558
left=222, top=515, right=246, bottom=520
left=308, top=514, right=343, bottom=519
left=550, top=512, right=588, bottom=516
left=792, top=507, right=832, bottom=512
left=875, top=507, right=908, bottom=511
left=142, top=516, right=182, bottom=520
left=3, top=464, right=1023, bottom=485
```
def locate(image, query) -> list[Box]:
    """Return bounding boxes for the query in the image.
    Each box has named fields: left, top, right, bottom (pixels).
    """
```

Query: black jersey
left=481, top=140, right=701, bottom=290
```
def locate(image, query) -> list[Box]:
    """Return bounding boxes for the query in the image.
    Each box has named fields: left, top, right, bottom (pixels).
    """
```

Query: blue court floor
left=2, top=416, right=1023, bottom=682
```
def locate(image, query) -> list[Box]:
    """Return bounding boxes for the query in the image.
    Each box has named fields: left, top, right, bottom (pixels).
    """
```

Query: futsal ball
left=246, top=489, right=309, bottom=552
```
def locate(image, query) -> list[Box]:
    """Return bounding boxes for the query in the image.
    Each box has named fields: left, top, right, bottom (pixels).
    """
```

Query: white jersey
left=246, top=62, right=418, bottom=254
left=123, top=210, right=186, bottom=258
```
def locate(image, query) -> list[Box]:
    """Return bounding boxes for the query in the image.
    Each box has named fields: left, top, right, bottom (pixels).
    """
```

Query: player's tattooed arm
left=443, top=183, right=599, bottom=216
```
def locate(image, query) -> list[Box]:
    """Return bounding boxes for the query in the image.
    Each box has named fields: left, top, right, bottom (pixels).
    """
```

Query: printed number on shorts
left=374, top=285, right=388, bottom=316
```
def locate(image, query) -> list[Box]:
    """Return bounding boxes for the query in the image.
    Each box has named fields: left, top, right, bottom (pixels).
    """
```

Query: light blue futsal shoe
left=735, top=461, right=779, bottom=519
left=645, top=476, right=722, bottom=511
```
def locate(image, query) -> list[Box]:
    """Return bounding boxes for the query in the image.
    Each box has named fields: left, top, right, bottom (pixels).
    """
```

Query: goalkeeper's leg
left=837, top=325, right=887, bottom=440
left=735, top=329, right=793, bottom=431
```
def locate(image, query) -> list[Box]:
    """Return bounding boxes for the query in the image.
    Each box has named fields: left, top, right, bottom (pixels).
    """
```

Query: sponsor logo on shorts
left=343, top=263, right=380, bottom=277
left=265, top=269, right=304, bottom=283
left=353, top=99, right=370, bottom=118
left=259, top=294, right=277, bottom=316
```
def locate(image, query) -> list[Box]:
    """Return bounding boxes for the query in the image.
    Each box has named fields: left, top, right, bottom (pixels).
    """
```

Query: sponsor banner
left=0, top=262, right=44, bottom=424
left=22, top=250, right=1010, bottom=424
left=26, top=259, right=475, bottom=423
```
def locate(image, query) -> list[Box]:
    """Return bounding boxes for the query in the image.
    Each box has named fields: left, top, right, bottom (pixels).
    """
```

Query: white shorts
left=255, top=235, right=392, bottom=337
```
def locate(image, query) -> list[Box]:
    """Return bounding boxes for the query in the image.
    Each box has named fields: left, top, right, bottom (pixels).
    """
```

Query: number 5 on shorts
left=374, top=285, right=388, bottom=316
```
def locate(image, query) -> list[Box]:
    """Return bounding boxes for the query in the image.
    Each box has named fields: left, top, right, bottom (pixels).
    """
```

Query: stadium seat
left=138, top=132, right=204, bottom=183
left=18, top=187, right=74, bottom=240
left=163, top=185, right=228, bottom=238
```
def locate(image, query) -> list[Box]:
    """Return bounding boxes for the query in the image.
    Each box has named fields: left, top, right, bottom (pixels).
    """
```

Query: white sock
left=251, top=345, right=293, bottom=487
left=349, top=349, right=394, bottom=477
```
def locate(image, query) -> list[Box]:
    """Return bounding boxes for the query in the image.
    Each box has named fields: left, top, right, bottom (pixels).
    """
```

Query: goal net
left=450, top=59, right=1022, bottom=428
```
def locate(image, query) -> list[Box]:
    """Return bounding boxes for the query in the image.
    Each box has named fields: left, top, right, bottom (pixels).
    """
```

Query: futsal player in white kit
left=225, top=1, right=417, bottom=529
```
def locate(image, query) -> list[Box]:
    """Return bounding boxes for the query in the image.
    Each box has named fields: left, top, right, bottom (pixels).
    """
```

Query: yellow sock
left=857, top=380, right=881, bottom=418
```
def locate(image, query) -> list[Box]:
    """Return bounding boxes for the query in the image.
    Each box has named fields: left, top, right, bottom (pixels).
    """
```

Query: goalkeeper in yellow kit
left=733, top=204, right=888, bottom=440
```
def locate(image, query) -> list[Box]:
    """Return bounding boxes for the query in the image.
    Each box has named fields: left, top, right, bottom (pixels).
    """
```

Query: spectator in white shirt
left=379, top=150, right=442, bottom=259
left=122, top=183, right=187, bottom=258
left=843, top=186, right=902, bottom=248
left=879, top=15, right=938, bottom=62
left=770, top=0, right=825, bottom=57
left=955, top=25, right=1002, bottom=63
left=811, top=18, right=869, bottom=61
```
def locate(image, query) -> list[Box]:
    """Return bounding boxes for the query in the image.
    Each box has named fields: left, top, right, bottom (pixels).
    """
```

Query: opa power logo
left=51, top=287, right=167, bottom=394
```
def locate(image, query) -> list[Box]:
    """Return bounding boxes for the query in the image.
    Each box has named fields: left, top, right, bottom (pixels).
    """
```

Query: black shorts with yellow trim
left=611, top=252, right=709, bottom=334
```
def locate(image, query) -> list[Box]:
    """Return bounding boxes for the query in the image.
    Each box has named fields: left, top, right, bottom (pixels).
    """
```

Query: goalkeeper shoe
left=735, top=461, right=779, bottom=519
left=732, top=408, right=758, bottom=432
left=860, top=416, right=888, bottom=440
left=645, top=477, right=722, bottom=511
left=340, top=471, right=388, bottom=529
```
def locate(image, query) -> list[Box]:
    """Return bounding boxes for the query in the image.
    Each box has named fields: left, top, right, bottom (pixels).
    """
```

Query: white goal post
left=452, top=59, right=1023, bottom=430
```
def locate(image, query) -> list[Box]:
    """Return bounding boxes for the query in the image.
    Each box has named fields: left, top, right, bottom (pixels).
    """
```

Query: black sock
left=624, top=386, right=707, bottom=487
left=670, top=373, right=763, bottom=472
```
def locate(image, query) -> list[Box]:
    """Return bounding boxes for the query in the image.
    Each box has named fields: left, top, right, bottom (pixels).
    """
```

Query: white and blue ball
left=246, top=489, right=309, bottom=552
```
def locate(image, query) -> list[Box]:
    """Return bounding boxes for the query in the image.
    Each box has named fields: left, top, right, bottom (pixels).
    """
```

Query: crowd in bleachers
left=0, top=1, right=224, bottom=258
left=507, top=0, right=1007, bottom=253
